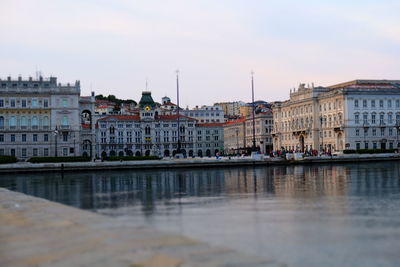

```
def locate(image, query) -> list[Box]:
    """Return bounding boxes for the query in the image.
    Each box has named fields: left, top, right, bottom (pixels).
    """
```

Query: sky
left=1, top=0, right=400, bottom=107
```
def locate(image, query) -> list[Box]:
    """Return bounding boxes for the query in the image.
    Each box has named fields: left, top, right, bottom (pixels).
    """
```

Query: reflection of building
left=272, top=80, right=400, bottom=152
left=0, top=76, right=94, bottom=159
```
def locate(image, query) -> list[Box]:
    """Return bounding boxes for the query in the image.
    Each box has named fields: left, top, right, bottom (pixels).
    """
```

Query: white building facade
left=0, top=76, right=94, bottom=160
left=272, top=80, right=400, bottom=152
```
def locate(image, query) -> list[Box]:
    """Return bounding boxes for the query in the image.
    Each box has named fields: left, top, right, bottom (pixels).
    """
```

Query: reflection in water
left=1, top=162, right=400, bottom=266
left=1, top=163, right=399, bottom=211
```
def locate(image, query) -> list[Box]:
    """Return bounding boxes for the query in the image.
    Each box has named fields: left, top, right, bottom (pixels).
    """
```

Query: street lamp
left=176, top=70, right=182, bottom=156
left=53, top=126, right=59, bottom=157
left=251, top=71, right=256, bottom=152
left=320, top=117, right=324, bottom=153
left=363, top=123, right=369, bottom=149
left=235, top=128, right=239, bottom=155
left=396, top=121, right=400, bottom=152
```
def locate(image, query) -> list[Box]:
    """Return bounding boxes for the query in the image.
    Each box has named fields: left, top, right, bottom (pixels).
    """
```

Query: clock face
left=145, top=106, right=151, bottom=111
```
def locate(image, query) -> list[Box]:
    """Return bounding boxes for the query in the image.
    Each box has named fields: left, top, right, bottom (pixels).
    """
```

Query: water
left=1, top=162, right=400, bottom=266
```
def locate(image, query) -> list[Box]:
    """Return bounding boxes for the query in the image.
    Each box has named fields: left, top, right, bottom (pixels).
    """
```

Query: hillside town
left=1, top=76, right=400, bottom=160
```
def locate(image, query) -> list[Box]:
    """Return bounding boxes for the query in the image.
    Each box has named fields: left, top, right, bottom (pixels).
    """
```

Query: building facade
left=0, top=76, right=94, bottom=160
left=223, top=117, right=246, bottom=155
left=245, top=111, right=274, bottom=154
left=272, top=80, right=400, bottom=152
left=195, top=123, right=224, bottom=157
left=95, top=91, right=223, bottom=158
left=181, top=105, right=224, bottom=123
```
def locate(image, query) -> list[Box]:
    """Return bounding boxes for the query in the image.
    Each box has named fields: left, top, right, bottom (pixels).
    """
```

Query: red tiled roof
left=98, top=115, right=140, bottom=121
left=196, top=122, right=225, bottom=127
left=97, top=114, right=196, bottom=122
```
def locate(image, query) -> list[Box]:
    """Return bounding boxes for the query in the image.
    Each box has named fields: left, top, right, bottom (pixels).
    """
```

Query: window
left=389, top=128, right=393, bottom=136
left=63, top=133, right=68, bottom=142
left=11, top=134, right=15, bottom=142
left=355, top=114, right=359, bottom=124
left=22, top=134, right=27, bottom=142
left=63, top=148, right=68, bottom=156
left=363, top=113, right=368, bottom=124
left=62, top=116, right=69, bottom=126
left=363, top=100, right=367, bottom=108
left=388, top=114, right=393, bottom=124
left=371, top=100, right=375, bottom=108
left=10, top=149, right=15, bottom=156
left=380, top=128, right=385, bottom=136
left=9, top=116, right=16, bottom=128
left=364, top=142, right=369, bottom=149
left=32, top=98, right=38, bottom=107
left=43, top=116, right=49, bottom=128
left=32, top=116, right=38, bottom=129
left=44, top=148, right=49, bottom=156
left=356, top=129, right=360, bottom=136
left=371, top=113, right=376, bottom=124
left=372, top=129, right=377, bottom=136
left=10, top=99, right=16, bottom=107
left=379, top=100, right=384, bottom=108
left=0, top=116, right=5, bottom=129
left=44, top=134, right=49, bottom=142
left=356, top=143, right=360, bottom=150
left=380, top=113, right=384, bottom=125
left=396, top=100, right=400, bottom=108
left=33, top=134, right=38, bottom=142
left=373, top=142, right=377, bottom=149
left=62, top=99, right=68, bottom=108
left=43, top=99, right=49, bottom=108
left=0, top=99, right=3, bottom=107
left=22, top=99, right=27, bottom=107
left=388, top=100, right=392, bottom=108
left=0, top=134, right=3, bottom=142
left=354, top=100, right=359, bottom=108
left=22, top=148, right=27, bottom=157
left=33, top=148, right=38, bottom=157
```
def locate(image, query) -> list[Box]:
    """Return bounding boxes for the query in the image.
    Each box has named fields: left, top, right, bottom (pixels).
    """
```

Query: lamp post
left=54, top=126, right=59, bottom=157
left=363, top=123, right=369, bottom=149
left=396, top=121, right=400, bottom=152
left=251, top=71, right=256, bottom=152
left=176, top=70, right=182, bottom=155
left=320, top=117, right=324, bottom=153
left=236, top=128, right=239, bottom=155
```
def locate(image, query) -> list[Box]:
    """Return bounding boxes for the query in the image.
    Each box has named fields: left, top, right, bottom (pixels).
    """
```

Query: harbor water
left=1, top=161, right=400, bottom=266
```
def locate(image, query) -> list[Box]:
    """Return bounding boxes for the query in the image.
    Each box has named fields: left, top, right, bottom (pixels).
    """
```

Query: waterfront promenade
left=0, top=153, right=399, bottom=173
left=0, top=188, right=278, bottom=267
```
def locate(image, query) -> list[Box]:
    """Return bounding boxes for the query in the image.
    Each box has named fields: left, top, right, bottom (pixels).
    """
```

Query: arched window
left=9, top=116, right=16, bottom=128
left=43, top=116, right=49, bottom=128
left=32, top=116, right=38, bottom=128
left=145, top=126, right=151, bottom=135
left=62, top=116, right=68, bottom=126
left=21, top=116, right=27, bottom=128
left=0, top=116, right=4, bottom=129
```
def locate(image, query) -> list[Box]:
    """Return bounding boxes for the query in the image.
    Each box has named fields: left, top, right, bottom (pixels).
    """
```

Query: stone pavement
left=0, top=188, right=282, bottom=267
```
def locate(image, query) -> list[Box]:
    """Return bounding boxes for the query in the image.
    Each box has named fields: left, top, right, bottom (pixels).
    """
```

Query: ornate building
left=0, top=76, right=95, bottom=160
left=272, top=80, right=400, bottom=152
left=96, top=91, right=224, bottom=158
